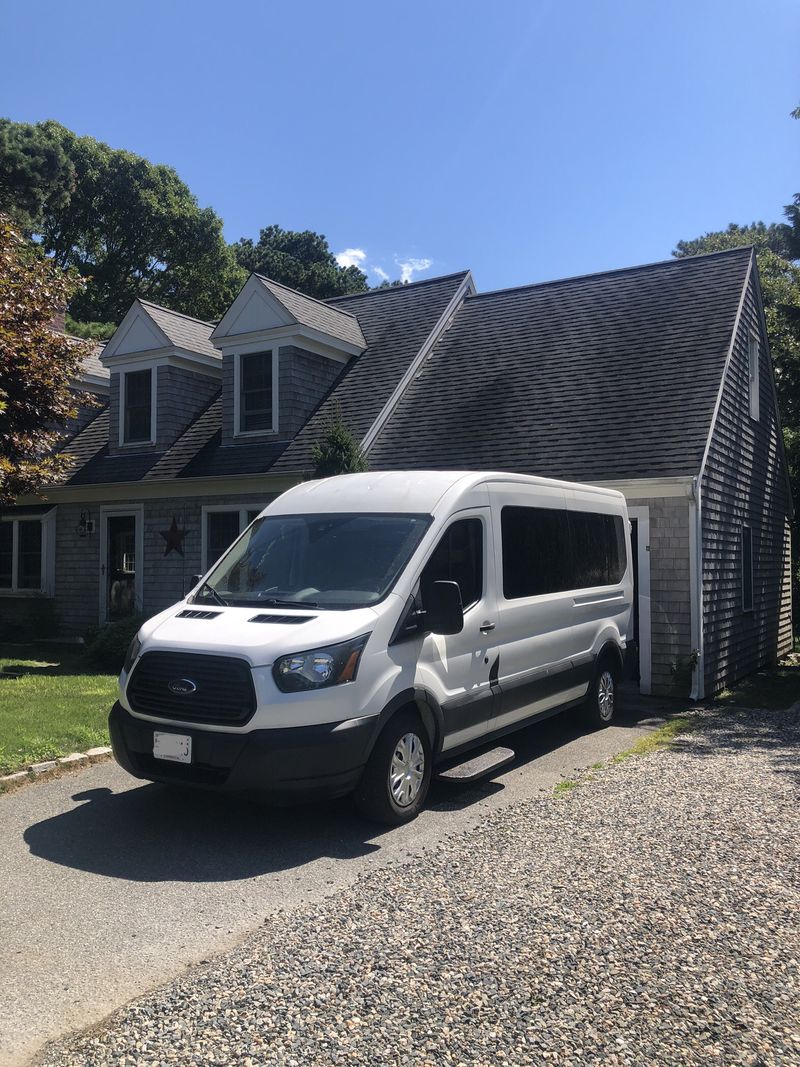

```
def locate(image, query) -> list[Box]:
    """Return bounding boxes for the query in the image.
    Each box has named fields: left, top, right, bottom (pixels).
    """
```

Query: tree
left=0, top=120, right=245, bottom=325
left=234, top=225, right=369, bottom=299
left=0, top=214, right=92, bottom=503
left=310, top=412, right=369, bottom=478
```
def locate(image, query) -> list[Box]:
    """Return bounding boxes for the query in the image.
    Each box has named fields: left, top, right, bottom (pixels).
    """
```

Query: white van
left=110, top=471, right=634, bottom=823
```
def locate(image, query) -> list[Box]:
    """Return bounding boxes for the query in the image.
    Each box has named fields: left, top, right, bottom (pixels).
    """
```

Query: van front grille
left=127, top=651, right=256, bottom=726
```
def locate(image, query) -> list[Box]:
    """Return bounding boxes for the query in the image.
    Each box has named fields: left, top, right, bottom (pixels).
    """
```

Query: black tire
left=354, top=709, right=433, bottom=825
left=581, top=657, right=619, bottom=729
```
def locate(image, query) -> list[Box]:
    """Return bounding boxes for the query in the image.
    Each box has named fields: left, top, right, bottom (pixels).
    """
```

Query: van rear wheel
left=354, top=710, right=432, bottom=825
left=582, top=659, right=618, bottom=728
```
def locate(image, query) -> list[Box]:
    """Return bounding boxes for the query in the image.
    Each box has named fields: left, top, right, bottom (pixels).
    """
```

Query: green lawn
left=0, top=644, right=117, bottom=776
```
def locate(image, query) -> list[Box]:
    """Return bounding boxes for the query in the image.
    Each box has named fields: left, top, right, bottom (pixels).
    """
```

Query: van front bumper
left=109, top=701, right=375, bottom=801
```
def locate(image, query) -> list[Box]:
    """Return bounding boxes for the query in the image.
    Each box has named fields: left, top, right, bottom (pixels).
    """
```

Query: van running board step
left=437, top=747, right=515, bottom=783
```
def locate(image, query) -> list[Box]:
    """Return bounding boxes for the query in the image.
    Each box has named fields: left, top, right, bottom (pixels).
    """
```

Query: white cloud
left=396, top=257, right=433, bottom=284
left=371, top=265, right=390, bottom=282
left=335, top=247, right=367, bottom=269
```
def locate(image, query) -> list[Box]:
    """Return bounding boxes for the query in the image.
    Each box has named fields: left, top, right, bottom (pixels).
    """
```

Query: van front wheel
left=354, top=711, right=432, bottom=825
left=582, top=660, right=618, bottom=728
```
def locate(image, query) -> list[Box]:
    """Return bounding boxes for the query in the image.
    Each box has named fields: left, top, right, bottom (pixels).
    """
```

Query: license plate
left=153, top=731, right=192, bottom=764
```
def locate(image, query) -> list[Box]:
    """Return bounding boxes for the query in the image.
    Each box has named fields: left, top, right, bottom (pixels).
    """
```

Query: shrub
left=83, top=615, right=145, bottom=672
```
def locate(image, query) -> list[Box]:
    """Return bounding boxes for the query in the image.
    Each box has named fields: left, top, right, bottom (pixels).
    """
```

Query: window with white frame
left=0, top=513, right=54, bottom=594
left=122, top=368, right=154, bottom=444
left=237, top=351, right=275, bottom=434
left=748, top=334, right=760, bottom=421
left=203, top=507, right=262, bottom=570
left=742, top=525, right=753, bottom=613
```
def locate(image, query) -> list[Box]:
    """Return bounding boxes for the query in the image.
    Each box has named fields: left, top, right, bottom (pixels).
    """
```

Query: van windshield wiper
left=195, top=582, right=228, bottom=607
left=259, top=596, right=320, bottom=608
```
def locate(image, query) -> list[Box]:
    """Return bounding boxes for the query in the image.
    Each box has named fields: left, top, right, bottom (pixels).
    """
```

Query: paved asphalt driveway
left=0, top=693, right=674, bottom=1065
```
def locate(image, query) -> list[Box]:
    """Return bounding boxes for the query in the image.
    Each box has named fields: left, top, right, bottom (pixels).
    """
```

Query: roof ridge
left=325, top=270, right=472, bottom=303
left=136, top=299, right=216, bottom=328
left=253, top=274, right=360, bottom=321
left=465, top=247, right=754, bottom=302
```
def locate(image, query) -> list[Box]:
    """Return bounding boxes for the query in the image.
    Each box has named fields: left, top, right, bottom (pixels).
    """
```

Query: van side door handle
left=479, top=620, right=496, bottom=633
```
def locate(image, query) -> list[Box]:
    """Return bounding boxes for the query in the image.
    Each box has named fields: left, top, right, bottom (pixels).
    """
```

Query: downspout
left=689, top=475, right=704, bottom=701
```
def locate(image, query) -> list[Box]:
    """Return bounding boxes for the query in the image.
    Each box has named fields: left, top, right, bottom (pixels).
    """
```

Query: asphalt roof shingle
left=272, top=272, right=471, bottom=475
left=366, top=249, right=753, bottom=482
left=137, top=301, right=219, bottom=360
left=254, top=276, right=366, bottom=349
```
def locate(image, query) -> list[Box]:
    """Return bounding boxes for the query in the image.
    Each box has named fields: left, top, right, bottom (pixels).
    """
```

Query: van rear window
left=501, top=506, right=626, bottom=599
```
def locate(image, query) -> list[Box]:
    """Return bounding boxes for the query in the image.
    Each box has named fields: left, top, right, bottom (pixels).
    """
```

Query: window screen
left=240, top=352, right=273, bottom=432
left=124, top=369, right=152, bottom=443
left=501, top=507, right=571, bottom=598
left=742, top=526, right=753, bottom=612
left=421, top=518, right=483, bottom=610
left=17, top=521, right=43, bottom=590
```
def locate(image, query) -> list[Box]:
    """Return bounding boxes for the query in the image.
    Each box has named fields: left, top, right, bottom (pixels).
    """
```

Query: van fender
left=592, top=633, right=625, bottom=677
left=364, top=688, right=445, bottom=761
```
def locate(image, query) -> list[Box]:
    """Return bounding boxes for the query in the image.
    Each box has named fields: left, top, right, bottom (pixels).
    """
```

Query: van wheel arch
left=366, top=689, right=443, bottom=763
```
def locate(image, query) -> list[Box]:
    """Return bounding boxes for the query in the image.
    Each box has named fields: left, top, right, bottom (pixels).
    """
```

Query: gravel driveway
left=37, top=705, right=800, bottom=1067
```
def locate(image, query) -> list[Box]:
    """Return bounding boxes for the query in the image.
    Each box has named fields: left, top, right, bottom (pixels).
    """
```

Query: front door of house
left=105, top=514, right=137, bottom=621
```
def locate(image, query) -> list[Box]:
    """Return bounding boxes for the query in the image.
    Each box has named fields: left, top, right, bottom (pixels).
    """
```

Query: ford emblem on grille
left=168, top=678, right=197, bottom=695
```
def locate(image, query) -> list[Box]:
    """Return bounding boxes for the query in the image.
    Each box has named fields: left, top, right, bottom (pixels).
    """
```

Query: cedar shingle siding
left=700, top=274, right=793, bottom=693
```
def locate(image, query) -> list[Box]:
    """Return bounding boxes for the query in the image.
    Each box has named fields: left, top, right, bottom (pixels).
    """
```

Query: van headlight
left=123, top=633, right=142, bottom=675
left=273, top=635, right=369, bottom=693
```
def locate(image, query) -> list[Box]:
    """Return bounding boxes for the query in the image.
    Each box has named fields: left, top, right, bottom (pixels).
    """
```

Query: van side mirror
left=425, top=580, right=464, bottom=635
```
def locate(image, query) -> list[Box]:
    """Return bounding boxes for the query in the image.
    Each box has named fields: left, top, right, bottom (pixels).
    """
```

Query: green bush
left=83, top=615, right=145, bottom=672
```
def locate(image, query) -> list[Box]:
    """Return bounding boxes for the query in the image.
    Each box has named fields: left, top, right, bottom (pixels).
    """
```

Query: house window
left=0, top=516, right=52, bottom=594
left=748, top=334, right=760, bottom=421
left=122, top=368, right=154, bottom=444
left=202, top=507, right=263, bottom=570
left=742, top=525, right=753, bottom=613
left=238, top=351, right=274, bottom=433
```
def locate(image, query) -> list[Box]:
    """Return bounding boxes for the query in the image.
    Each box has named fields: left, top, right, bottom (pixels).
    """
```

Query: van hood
left=143, top=603, right=383, bottom=667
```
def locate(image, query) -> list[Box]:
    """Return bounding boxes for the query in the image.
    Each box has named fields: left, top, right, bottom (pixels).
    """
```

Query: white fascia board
left=33, top=472, right=303, bottom=505
left=361, top=272, right=476, bottom=454
left=582, top=476, right=696, bottom=500
left=689, top=252, right=753, bottom=701
left=213, top=325, right=360, bottom=363
left=103, top=347, right=222, bottom=376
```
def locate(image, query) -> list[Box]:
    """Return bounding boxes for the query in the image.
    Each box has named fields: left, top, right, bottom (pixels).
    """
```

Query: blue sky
left=1, top=0, right=797, bottom=291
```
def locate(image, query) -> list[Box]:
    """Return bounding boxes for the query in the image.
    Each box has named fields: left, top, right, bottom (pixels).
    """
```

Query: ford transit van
left=110, top=471, right=634, bottom=824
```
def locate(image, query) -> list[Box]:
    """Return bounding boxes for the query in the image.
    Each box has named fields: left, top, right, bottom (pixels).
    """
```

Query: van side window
left=421, top=518, right=483, bottom=610
left=569, top=512, right=626, bottom=587
left=501, top=506, right=571, bottom=597
left=501, top=506, right=627, bottom=598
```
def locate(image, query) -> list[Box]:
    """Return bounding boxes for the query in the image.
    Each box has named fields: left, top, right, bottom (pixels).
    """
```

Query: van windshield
left=194, top=512, right=432, bottom=610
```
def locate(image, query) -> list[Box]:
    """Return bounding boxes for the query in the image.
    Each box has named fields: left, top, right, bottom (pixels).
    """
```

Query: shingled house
left=1, top=248, right=792, bottom=698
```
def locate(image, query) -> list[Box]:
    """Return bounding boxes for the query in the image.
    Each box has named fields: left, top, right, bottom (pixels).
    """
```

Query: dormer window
left=236, top=350, right=277, bottom=435
left=121, top=368, right=155, bottom=445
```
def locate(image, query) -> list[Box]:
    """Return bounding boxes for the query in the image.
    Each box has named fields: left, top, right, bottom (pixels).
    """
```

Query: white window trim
left=742, top=524, right=754, bottom=614
left=201, top=505, right=260, bottom=572
left=0, top=510, right=55, bottom=597
left=233, top=348, right=279, bottom=437
left=119, top=366, right=158, bottom=447
left=748, top=333, right=760, bottom=422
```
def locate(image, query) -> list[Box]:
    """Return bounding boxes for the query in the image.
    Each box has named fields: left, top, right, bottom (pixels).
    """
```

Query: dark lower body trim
left=109, top=702, right=375, bottom=802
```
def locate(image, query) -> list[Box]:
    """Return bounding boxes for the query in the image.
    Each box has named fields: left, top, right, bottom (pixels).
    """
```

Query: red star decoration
left=159, top=516, right=189, bottom=556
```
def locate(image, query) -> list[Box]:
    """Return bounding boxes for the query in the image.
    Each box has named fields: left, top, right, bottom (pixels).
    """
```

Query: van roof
left=269, top=471, right=625, bottom=516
